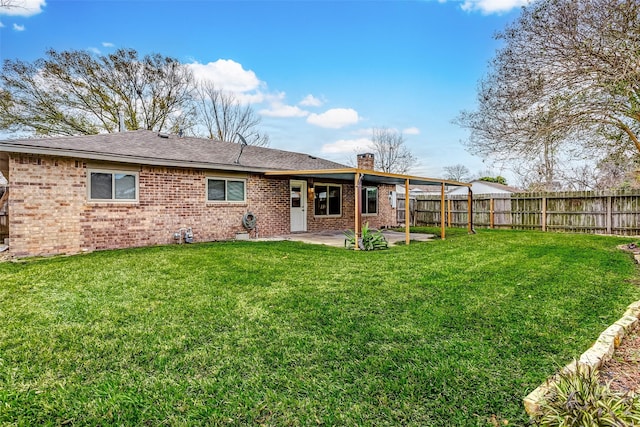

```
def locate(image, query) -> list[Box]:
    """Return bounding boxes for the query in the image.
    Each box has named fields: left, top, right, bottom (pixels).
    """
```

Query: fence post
left=606, top=195, right=612, bottom=235
left=541, top=196, right=547, bottom=232
left=490, top=197, right=495, bottom=229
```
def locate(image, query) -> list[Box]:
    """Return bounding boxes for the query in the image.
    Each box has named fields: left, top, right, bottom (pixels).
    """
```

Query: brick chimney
left=357, top=153, right=375, bottom=170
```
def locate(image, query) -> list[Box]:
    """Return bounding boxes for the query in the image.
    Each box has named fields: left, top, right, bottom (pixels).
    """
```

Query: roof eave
left=0, top=143, right=274, bottom=173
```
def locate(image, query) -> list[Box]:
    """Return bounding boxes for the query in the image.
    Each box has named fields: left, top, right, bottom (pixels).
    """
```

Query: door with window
left=290, top=180, right=307, bottom=232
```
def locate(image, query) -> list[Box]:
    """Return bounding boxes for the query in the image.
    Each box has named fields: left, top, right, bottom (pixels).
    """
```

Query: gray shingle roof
left=0, top=130, right=348, bottom=172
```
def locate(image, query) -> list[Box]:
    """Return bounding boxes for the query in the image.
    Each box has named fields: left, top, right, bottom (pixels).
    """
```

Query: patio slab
left=254, top=230, right=434, bottom=247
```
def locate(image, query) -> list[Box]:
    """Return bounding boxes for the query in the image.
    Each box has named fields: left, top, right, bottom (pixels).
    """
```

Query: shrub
left=533, top=364, right=640, bottom=426
left=344, top=222, right=388, bottom=250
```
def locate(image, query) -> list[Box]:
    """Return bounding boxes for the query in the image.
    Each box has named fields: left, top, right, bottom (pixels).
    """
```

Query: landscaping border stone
left=523, top=300, right=640, bottom=416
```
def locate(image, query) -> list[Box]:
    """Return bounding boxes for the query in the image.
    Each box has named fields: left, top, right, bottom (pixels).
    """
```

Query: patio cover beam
left=441, top=182, right=446, bottom=240
left=405, top=179, right=410, bottom=245
left=355, top=172, right=361, bottom=251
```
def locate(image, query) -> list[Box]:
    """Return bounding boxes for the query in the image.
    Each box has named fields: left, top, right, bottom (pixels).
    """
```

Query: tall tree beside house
left=456, top=0, right=640, bottom=188
left=0, top=48, right=196, bottom=135
left=370, top=127, right=416, bottom=174
left=194, top=81, right=269, bottom=146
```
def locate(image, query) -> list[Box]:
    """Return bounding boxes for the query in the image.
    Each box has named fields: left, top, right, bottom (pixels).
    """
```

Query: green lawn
left=1, top=229, right=639, bottom=426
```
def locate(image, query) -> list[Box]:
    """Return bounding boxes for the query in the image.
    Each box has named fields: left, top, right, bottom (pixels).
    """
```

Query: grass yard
left=1, top=229, right=639, bottom=426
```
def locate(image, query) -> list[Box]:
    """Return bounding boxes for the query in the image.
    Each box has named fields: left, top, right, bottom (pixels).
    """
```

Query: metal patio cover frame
left=265, top=167, right=473, bottom=249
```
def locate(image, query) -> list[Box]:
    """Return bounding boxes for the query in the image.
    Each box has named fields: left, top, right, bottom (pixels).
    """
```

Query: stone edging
left=523, top=299, right=640, bottom=416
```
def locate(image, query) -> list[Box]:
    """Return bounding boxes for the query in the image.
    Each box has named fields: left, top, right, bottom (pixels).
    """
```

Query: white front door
left=290, top=180, right=307, bottom=232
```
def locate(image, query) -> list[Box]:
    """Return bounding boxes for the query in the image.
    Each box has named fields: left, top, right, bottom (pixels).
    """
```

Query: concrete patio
left=254, top=229, right=435, bottom=247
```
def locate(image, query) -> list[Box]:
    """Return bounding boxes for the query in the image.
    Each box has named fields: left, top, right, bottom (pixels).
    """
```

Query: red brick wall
left=306, top=182, right=397, bottom=232
left=357, top=153, right=375, bottom=170
left=6, top=154, right=397, bottom=257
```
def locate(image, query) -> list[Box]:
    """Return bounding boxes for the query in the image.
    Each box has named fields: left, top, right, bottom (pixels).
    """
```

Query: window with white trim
left=89, top=170, right=138, bottom=201
left=361, top=186, right=378, bottom=215
left=207, top=178, right=246, bottom=202
left=314, top=184, right=341, bottom=216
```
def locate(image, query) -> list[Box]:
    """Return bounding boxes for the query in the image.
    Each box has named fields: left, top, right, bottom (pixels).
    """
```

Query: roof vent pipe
left=118, top=111, right=126, bottom=132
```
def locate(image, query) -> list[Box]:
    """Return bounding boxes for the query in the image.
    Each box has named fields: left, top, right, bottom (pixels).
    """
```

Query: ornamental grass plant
left=534, top=364, right=640, bottom=426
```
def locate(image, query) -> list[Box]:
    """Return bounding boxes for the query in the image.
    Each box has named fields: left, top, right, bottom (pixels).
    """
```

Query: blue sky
left=0, top=0, right=531, bottom=181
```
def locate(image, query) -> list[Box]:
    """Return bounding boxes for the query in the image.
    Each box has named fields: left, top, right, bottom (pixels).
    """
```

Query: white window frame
left=314, top=183, right=342, bottom=217
left=206, top=177, right=247, bottom=203
left=88, top=169, right=139, bottom=202
left=361, top=186, right=378, bottom=216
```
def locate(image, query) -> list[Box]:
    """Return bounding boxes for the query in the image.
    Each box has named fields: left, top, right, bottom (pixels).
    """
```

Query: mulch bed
left=599, top=324, right=640, bottom=395
left=598, top=243, right=640, bottom=396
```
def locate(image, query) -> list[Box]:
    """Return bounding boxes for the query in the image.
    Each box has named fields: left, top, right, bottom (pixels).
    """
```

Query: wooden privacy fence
left=400, top=190, right=640, bottom=236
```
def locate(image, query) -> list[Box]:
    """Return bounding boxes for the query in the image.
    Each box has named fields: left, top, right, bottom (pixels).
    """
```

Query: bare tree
left=370, top=127, right=416, bottom=174
left=0, top=48, right=195, bottom=136
left=443, top=164, right=471, bottom=182
left=194, top=81, right=269, bottom=146
left=456, top=0, right=640, bottom=177
left=0, top=0, right=26, bottom=11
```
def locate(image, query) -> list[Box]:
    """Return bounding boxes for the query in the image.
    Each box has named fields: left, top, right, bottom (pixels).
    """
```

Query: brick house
left=0, top=130, right=470, bottom=258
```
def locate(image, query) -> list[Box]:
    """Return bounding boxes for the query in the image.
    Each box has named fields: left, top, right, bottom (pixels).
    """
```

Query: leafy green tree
left=478, top=176, right=508, bottom=185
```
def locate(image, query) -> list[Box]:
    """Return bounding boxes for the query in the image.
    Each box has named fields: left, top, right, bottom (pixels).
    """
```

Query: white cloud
left=460, top=0, right=531, bottom=14
left=0, top=0, right=46, bottom=16
left=0, top=21, right=4, bottom=27
left=299, top=94, right=323, bottom=107
left=102, top=42, right=114, bottom=48
left=260, top=103, right=309, bottom=118
left=187, top=59, right=262, bottom=93
left=403, top=127, right=420, bottom=135
left=237, top=92, right=266, bottom=105
left=12, top=23, right=24, bottom=31
left=307, top=108, right=359, bottom=129
left=321, top=138, right=373, bottom=154
left=88, top=47, right=101, bottom=54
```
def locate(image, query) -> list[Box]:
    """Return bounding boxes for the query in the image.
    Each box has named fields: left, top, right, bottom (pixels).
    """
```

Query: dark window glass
left=328, top=187, right=341, bottom=215
left=314, top=185, right=327, bottom=216
left=314, top=184, right=341, bottom=216
left=361, top=187, right=377, bottom=214
left=208, top=180, right=225, bottom=201
left=115, top=174, right=136, bottom=200
left=208, top=179, right=245, bottom=202
left=227, top=180, right=245, bottom=201
left=91, top=172, right=112, bottom=199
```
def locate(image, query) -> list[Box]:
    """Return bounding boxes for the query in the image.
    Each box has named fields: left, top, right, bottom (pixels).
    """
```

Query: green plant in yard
left=534, top=364, right=640, bottom=426
left=344, top=222, right=388, bottom=250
